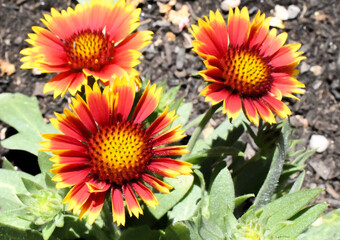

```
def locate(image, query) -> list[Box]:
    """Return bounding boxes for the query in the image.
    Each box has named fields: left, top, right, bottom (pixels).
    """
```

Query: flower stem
left=187, top=102, right=222, bottom=153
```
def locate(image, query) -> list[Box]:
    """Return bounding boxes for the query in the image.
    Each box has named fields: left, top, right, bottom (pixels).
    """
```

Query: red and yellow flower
left=190, top=8, right=306, bottom=125
left=21, top=0, right=152, bottom=98
left=40, top=76, right=191, bottom=226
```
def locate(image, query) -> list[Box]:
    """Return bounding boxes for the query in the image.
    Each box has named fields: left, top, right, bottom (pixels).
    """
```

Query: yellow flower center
left=222, top=48, right=272, bottom=98
left=65, top=29, right=114, bottom=71
left=87, top=121, right=153, bottom=185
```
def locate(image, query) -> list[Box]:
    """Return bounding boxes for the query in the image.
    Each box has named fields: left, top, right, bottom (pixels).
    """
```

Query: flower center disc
left=65, top=30, right=114, bottom=71
left=222, top=48, right=272, bottom=98
left=87, top=122, right=153, bottom=185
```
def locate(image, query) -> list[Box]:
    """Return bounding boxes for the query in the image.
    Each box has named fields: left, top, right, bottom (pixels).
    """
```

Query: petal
left=79, top=191, right=106, bottom=225
left=106, top=0, right=142, bottom=42
left=223, top=94, right=242, bottom=120
left=132, top=82, right=162, bottom=124
left=122, top=184, right=143, bottom=218
left=50, top=109, right=92, bottom=141
left=52, top=168, right=91, bottom=188
left=84, top=83, right=111, bottom=128
left=261, top=95, right=291, bottom=118
left=201, top=84, right=230, bottom=105
left=111, top=187, right=125, bottom=226
left=63, top=181, right=91, bottom=214
left=252, top=100, right=276, bottom=124
left=146, top=106, right=177, bottom=137
left=70, top=95, right=98, bottom=134
left=40, top=133, right=87, bottom=152
left=115, top=30, right=153, bottom=55
left=111, top=75, right=135, bottom=121
left=242, top=98, right=259, bottom=125
left=141, top=174, right=173, bottom=194
left=153, top=146, right=189, bottom=156
left=44, top=72, right=86, bottom=98
left=148, top=158, right=192, bottom=178
left=83, top=64, right=126, bottom=83
left=228, top=7, right=250, bottom=47
left=131, top=182, right=159, bottom=209
left=151, top=126, right=186, bottom=147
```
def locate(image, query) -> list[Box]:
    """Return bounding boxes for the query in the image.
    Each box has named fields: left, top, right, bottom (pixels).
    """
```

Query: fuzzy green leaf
left=171, top=102, right=192, bottom=128
left=289, top=171, right=305, bottom=193
left=259, top=189, right=323, bottom=229
left=274, top=203, right=327, bottom=238
left=42, top=221, right=56, bottom=240
left=148, top=175, right=194, bottom=219
left=0, top=222, right=43, bottom=240
left=1, top=157, right=15, bottom=170
left=21, top=177, right=44, bottom=194
left=38, top=152, right=54, bottom=176
left=254, top=120, right=290, bottom=210
left=298, top=209, right=340, bottom=240
left=199, top=217, right=225, bottom=240
left=0, top=93, right=57, bottom=155
left=168, top=184, right=201, bottom=222
left=208, top=166, right=235, bottom=231
left=163, top=223, right=191, bottom=240
left=235, top=194, right=255, bottom=208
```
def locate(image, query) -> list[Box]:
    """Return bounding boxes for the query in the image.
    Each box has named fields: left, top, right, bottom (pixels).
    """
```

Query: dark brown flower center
left=222, top=48, right=273, bottom=98
left=87, top=121, right=153, bottom=185
left=65, top=29, right=114, bottom=71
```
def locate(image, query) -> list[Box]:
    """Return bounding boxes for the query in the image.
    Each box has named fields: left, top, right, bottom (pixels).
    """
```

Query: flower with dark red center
left=20, top=0, right=152, bottom=98
left=40, top=76, right=192, bottom=226
left=190, top=8, right=306, bottom=124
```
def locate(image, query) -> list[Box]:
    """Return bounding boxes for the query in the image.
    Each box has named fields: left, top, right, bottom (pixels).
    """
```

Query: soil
left=0, top=0, right=339, bottom=211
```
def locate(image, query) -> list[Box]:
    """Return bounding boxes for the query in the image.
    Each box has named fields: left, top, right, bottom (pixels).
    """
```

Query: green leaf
left=183, top=113, right=204, bottom=130
left=0, top=169, right=44, bottom=229
left=16, top=193, right=34, bottom=206
left=208, top=166, right=235, bottom=231
left=182, top=220, right=203, bottom=240
left=119, top=225, right=162, bottom=240
left=0, top=93, right=58, bottom=155
left=199, top=217, right=225, bottom=240
left=292, top=149, right=316, bottom=165
left=289, top=171, right=305, bottom=193
left=0, top=222, right=43, bottom=240
left=259, top=189, right=323, bottom=229
left=171, top=102, right=192, bottom=128
left=148, top=175, right=194, bottom=219
left=164, top=223, right=191, bottom=240
left=1, top=157, right=15, bottom=170
left=298, top=209, right=340, bottom=240
left=235, top=194, right=255, bottom=208
left=51, top=215, right=89, bottom=240
left=274, top=203, right=327, bottom=238
left=42, top=221, right=56, bottom=240
left=254, top=120, right=289, bottom=210
left=0, top=169, right=37, bottom=194
left=224, top=207, right=238, bottom=238
left=38, top=152, right=54, bottom=176
left=21, top=177, right=44, bottom=193
left=168, top=184, right=201, bottom=222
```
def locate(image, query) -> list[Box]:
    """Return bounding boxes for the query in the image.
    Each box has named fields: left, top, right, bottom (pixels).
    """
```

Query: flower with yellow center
left=190, top=8, right=306, bottom=125
left=40, top=76, right=192, bottom=226
left=20, top=0, right=152, bottom=98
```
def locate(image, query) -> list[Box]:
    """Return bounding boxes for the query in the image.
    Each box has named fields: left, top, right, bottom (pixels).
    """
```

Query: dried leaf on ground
left=165, top=31, right=176, bottom=42
left=168, top=5, right=190, bottom=31
left=157, top=0, right=176, bottom=16
left=126, top=0, right=145, bottom=8
left=0, top=58, right=15, bottom=76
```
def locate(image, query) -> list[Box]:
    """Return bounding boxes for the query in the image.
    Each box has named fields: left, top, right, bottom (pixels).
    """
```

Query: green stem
left=187, top=102, right=222, bottom=153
